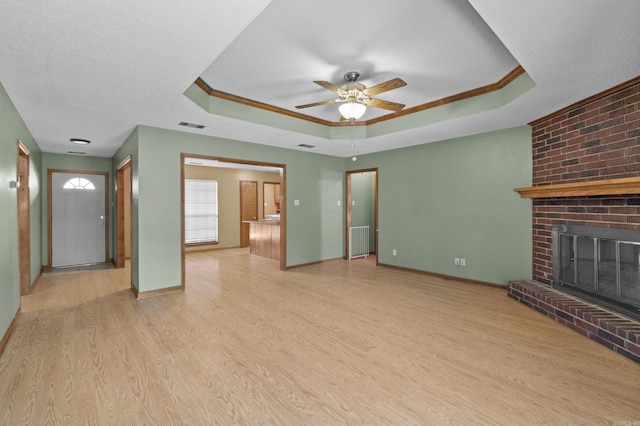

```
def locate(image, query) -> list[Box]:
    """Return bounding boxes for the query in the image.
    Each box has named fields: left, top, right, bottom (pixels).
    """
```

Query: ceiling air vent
left=179, top=121, right=205, bottom=129
left=298, top=144, right=315, bottom=149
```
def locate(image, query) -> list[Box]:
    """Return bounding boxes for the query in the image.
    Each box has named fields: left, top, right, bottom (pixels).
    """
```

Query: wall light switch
left=337, top=200, right=341, bottom=206
left=294, top=199, right=300, bottom=206
left=352, top=200, right=355, bottom=206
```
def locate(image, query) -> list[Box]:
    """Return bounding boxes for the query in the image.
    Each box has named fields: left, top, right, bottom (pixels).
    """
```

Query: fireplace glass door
left=597, top=238, right=617, bottom=299
left=553, top=224, right=640, bottom=316
left=620, top=242, right=640, bottom=305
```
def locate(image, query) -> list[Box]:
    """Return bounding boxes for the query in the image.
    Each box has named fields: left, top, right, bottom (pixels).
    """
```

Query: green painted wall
left=350, top=171, right=375, bottom=253
left=134, top=126, right=345, bottom=293
left=41, top=153, right=114, bottom=265
left=0, top=81, right=42, bottom=339
left=347, top=126, right=533, bottom=285
left=113, top=129, right=139, bottom=290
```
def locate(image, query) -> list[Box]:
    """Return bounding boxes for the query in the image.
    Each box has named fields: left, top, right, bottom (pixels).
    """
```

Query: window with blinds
left=184, top=179, right=218, bottom=244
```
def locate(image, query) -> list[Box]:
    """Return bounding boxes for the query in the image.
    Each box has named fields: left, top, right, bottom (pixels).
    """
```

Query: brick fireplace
left=531, top=78, right=640, bottom=285
left=509, top=76, right=640, bottom=363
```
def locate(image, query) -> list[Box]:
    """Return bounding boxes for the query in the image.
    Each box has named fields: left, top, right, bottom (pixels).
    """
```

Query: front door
left=51, top=172, right=107, bottom=267
left=240, top=180, right=258, bottom=248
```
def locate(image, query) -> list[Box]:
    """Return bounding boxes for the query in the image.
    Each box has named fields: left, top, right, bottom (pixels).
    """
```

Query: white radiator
left=349, top=226, right=370, bottom=260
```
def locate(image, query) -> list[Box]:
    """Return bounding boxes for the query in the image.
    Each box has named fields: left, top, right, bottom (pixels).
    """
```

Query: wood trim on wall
left=180, top=154, right=288, bottom=279
left=278, top=167, right=286, bottom=271
left=345, top=173, right=352, bottom=260
left=378, top=263, right=506, bottom=289
left=285, top=256, right=344, bottom=270
left=196, top=66, right=526, bottom=127
left=29, top=267, right=45, bottom=292
left=116, top=168, right=125, bottom=268
left=135, top=285, right=183, bottom=300
left=180, top=154, right=186, bottom=288
left=345, top=168, right=379, bottom=262
left=365, top=66, right=525, bottom=126
left=17, top=140, right=31, bottom=295
left=115, top=156, right=132, bottom=275
left=529, top=74, right=640, bottom=126
left=195, top=79, right=336, bottom=127
left=0, top=308, right=20, bottom=357
left=117, top=155, right=132, bottom=170
left=17, top=140, right=29, bottom=155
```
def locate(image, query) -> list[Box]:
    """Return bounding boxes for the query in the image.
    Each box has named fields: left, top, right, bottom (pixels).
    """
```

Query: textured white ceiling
left=0, top=0, right=638, bottom=158
left=199, top=0, right=519, bottom=122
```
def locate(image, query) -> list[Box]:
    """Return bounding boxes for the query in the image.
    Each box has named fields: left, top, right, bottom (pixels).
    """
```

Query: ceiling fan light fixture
left=338, top=102, right=366, bottom=120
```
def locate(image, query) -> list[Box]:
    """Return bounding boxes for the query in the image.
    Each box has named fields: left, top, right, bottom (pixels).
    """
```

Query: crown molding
left=195, top=65, right=526, bottom=128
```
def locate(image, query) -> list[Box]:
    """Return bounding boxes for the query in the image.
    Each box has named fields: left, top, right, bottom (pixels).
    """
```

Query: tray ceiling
left=0, top=0, right=638, bottom=158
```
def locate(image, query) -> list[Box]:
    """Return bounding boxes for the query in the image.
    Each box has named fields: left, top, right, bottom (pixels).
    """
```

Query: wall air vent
left=298, top=144, right=315, bottom=149
left=179, top=121, right=205, bottom=129
left=67, top=151, right=86, bottom=155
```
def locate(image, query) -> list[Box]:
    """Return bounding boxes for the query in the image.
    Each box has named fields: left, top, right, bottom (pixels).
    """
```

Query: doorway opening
left=115, top=156, right=132, bottom=274
left=17, top=140, right=31, bottom=295
left=180, top=154, right=287, bottom=287
left=345, top=168, right=378, bottom=264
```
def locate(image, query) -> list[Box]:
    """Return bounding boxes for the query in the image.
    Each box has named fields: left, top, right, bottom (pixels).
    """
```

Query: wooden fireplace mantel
left=514, top=176, right=640, bottom=199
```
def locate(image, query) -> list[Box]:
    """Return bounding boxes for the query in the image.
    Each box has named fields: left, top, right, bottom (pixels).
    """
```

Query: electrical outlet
left=461, top=258, right=466, bottom=266
left=455, top=258, right=460, bottom=265
left=392, top=249, right=397, bottom=256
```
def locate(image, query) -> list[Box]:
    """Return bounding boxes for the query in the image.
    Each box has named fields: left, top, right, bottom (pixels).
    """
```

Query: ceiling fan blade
left=362, top=78, right=407, bottom=96
left=314, top=81, right=347, bottom=95
left=295, top=99, right=338, bottom=109
left=365, top=98, right=405, bottom=112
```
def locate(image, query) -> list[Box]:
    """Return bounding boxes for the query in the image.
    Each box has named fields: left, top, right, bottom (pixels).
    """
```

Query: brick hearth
left=509, top=280, right=640, bottom=364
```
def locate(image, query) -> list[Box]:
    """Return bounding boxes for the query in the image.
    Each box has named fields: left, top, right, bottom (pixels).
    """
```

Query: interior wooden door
left=240, top=180, right=258, bottom=248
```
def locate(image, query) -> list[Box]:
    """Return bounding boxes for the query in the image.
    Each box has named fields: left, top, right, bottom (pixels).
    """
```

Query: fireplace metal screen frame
left=551, top=223, right=640, bottom=320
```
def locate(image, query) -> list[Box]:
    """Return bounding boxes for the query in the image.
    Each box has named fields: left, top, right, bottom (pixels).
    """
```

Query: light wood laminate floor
left=1, top=249, right=639, bottom=425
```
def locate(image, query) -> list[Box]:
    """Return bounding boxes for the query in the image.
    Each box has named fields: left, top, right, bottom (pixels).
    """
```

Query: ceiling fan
left=295, top=71, right=406, bottom=121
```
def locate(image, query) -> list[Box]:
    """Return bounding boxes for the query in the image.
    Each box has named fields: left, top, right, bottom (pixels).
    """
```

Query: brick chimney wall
left=531, top=79, right=640, bottom=284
